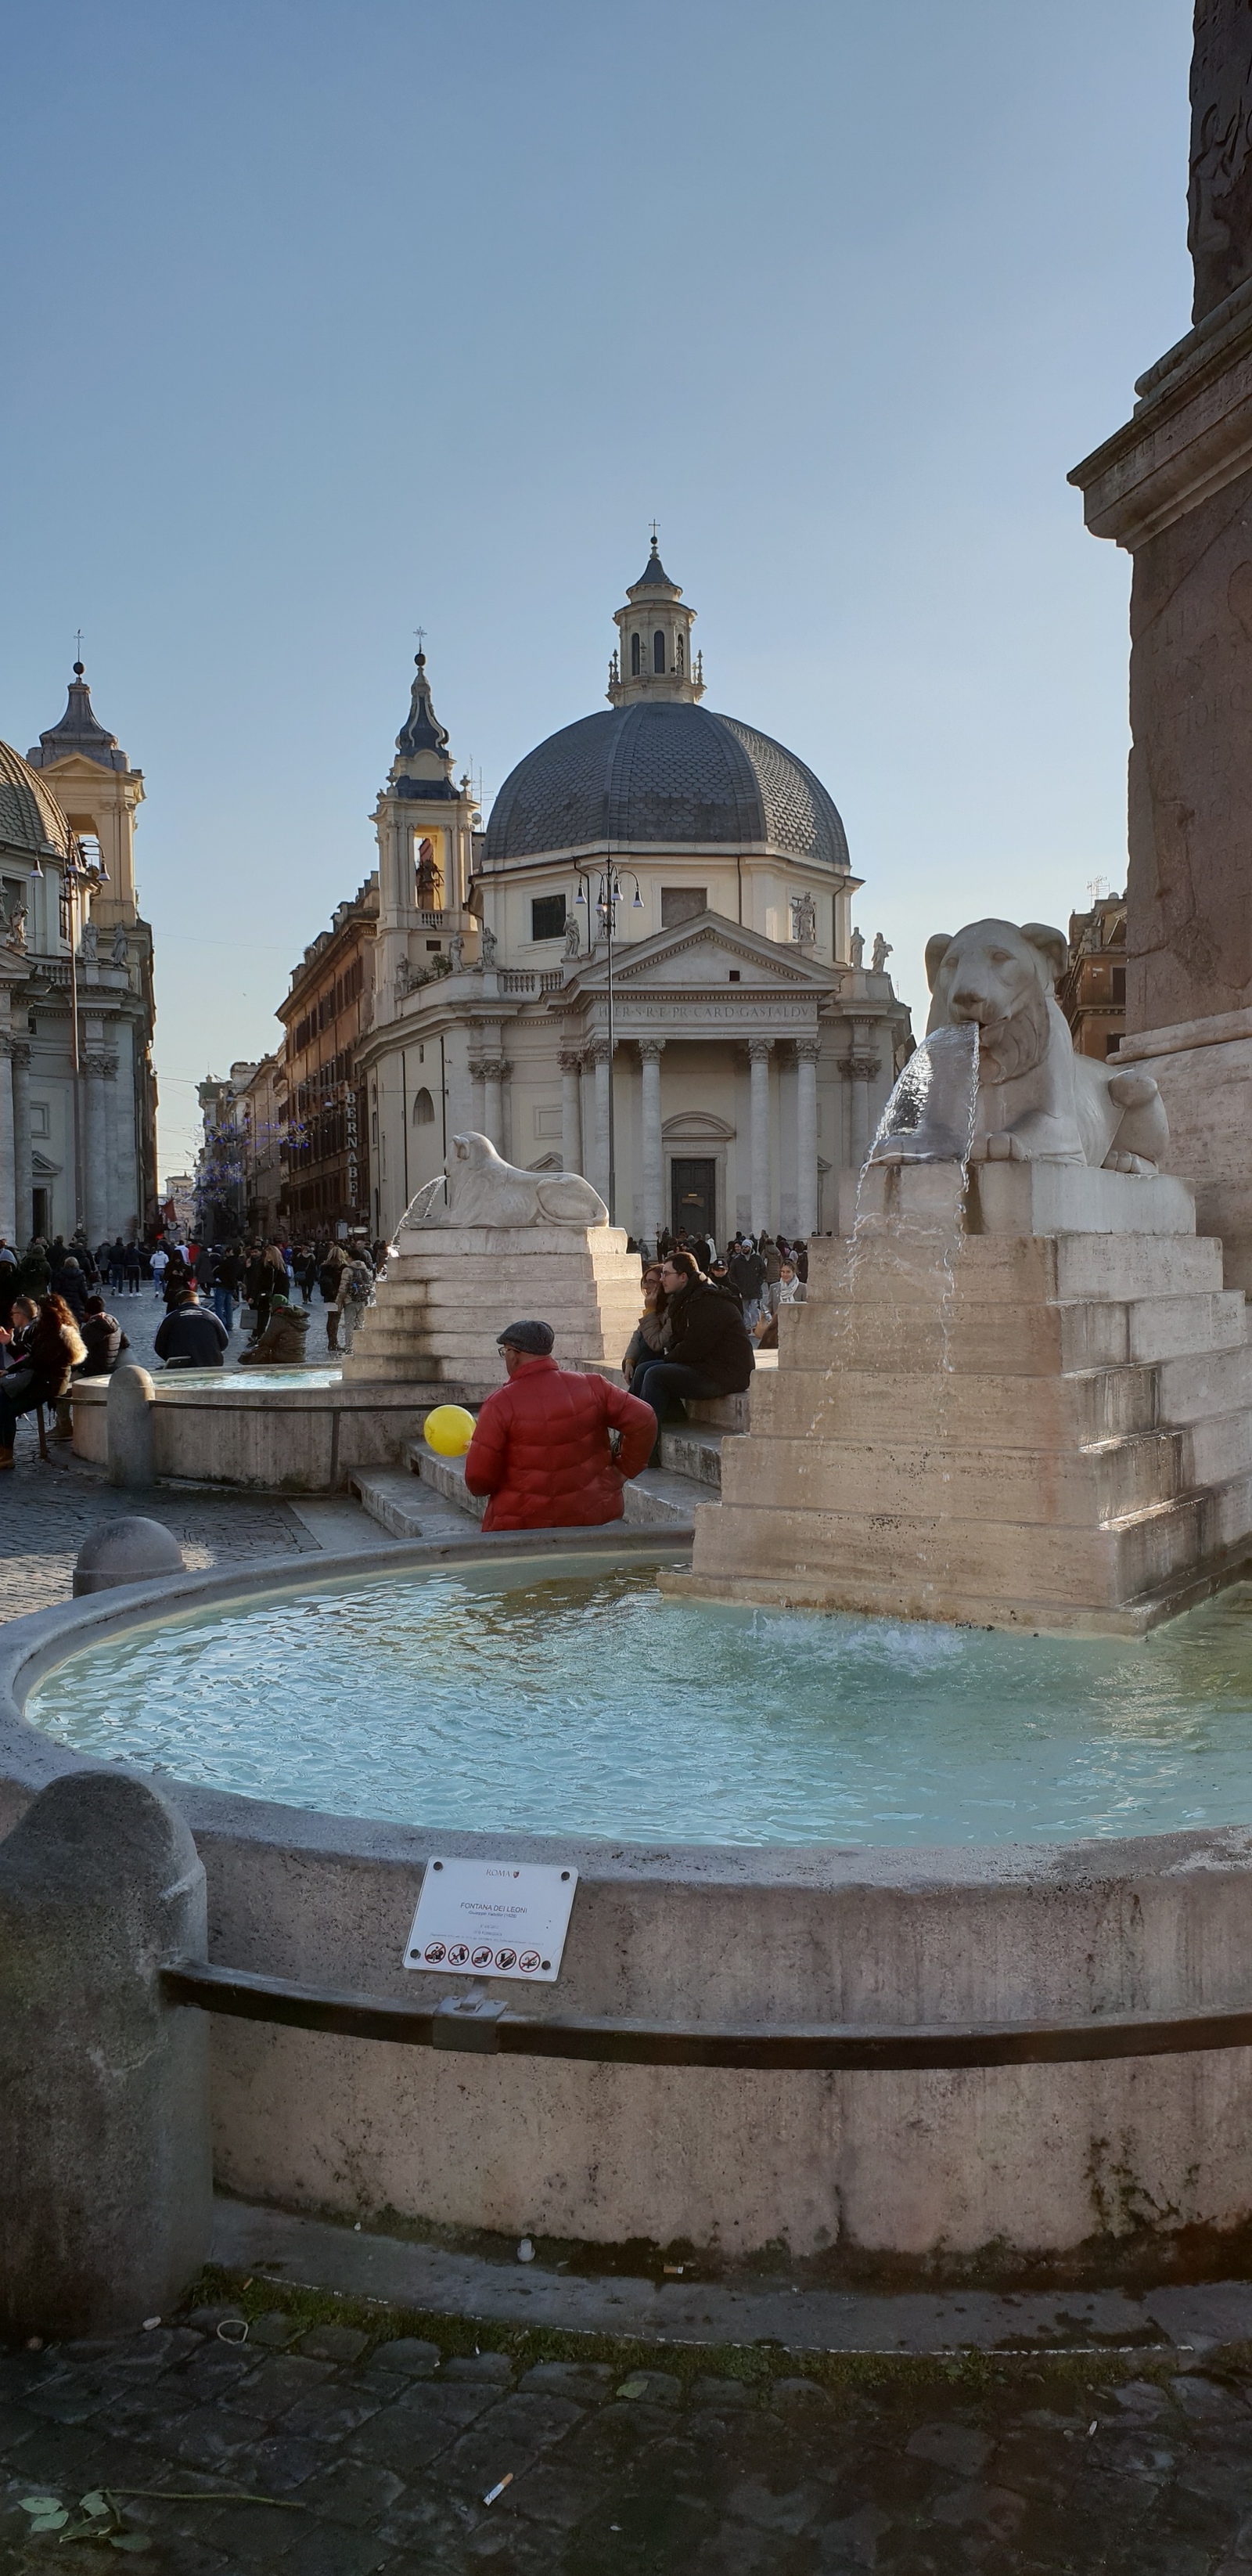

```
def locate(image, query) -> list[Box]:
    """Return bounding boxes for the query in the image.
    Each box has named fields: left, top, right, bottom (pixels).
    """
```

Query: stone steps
left=347, top=1469, right=428, bottom=1539
left=399, top=1445, right=699, bottom=1533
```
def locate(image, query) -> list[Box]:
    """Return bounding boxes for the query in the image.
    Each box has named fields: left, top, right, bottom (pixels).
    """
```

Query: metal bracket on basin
left=432, top=1987, right=507, bottom=2053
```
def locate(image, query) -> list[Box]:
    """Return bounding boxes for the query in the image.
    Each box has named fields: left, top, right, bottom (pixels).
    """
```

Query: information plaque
left=403, top=1857, right=578, bottom=1984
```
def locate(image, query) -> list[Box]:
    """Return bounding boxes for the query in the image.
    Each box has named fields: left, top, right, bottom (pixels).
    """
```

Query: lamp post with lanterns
left=573, top=863, right=643, bottom=1227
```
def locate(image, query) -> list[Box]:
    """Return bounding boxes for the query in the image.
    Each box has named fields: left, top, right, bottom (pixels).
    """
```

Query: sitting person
left=75, top=1294, right=129, bottom=1377
left=153, top=1283, right=229, bottom=1369
left=50, top=1253, right=88, bottom=1324
left=621, top=1263, right=670, bottom=1377
left=237, top=1295, right=311, bottom=1366
left=628, top=1250, right=754, bottom=1457
left=0, top=1292, right=87, bottom=1467
left=752, top=1259, right=807, bottom=1349
left=464, top=1320, right=655, bottom=1530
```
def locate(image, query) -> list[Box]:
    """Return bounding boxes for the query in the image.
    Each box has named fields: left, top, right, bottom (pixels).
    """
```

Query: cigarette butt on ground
left=482, top=2474, right=514, bottom=2507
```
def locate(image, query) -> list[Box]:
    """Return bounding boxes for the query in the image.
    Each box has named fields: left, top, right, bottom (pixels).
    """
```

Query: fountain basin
left=5, top=1536, right=1252, bottom=2284
left=70, top=1368, right=446, bottom=1490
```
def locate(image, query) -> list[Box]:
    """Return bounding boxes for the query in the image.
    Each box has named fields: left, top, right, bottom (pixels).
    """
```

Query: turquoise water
left=24, top=1564, right=1252, bottom=1847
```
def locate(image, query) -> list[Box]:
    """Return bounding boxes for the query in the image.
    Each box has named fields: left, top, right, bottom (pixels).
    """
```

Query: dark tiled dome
left=485, top=702, right=849, bottom=870
left=0, top=738, right=69, bottom=865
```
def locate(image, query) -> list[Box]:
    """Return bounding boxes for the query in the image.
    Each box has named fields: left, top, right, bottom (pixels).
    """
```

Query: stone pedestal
left=1070, top=262, right=1252, bottom=1290
left=0, top=1771, right=210, bottom=2337
left=341, top=1222, right=642, bottom=1386
left=669, top=1166, right=1252, bottom=1634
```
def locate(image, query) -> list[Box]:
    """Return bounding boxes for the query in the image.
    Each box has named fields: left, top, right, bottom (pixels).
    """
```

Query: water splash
left=867, top=1021, right=981, bottom=1173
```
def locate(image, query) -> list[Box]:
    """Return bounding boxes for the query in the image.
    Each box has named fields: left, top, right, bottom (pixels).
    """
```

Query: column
left=590, top=1040, right=612, bottom=1199
left=0, top=1043, right=14, bottom=1245
left=559, top=1049, right=583, bottom=1174
left=847, top=1020, right=881, bottom=1175
left=748, top=1037, right=773, bottom=1238
left=102, top=1056, right=123, bottom=1239
left=113, top=1026, right=138, bottom=1233
left=793, top=1037, right=820, bottom=1237
left=10, top=1041, right=31, bottom=1246
left=479, top=1057, right=509, bottom=1150
left=85, top=1054, right=108, bottom=1241
left=639, top=1038, right=665, bottom=1245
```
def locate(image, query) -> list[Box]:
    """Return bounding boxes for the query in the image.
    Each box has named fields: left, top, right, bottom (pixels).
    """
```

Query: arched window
left=676, top=633, right=685, bottom=674
left=653, top=629, right=666, bottom=674
left=413, top=1087, right=435, bottom=1126
left=631, top=632, right=641, bottom=676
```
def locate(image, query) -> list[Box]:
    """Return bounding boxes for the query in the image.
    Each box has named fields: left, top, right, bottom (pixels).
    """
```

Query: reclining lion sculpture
left=872, top=918, right=1168, bottom=1175
left=401, top=1132, right=610, bottom=1229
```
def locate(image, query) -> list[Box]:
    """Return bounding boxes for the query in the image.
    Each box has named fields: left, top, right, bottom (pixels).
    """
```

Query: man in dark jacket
left=628, top=1252, right=754, bottom=1444
left=77, top=1295, right=128, bottom=1377
left=154, top=1284, right=229, bottom=1368
left=726, top=1239, right=766, bottom=1321
left=50, top=1255, right=88, bottom=1323
left=464, top=1320, right=654, bottom=1530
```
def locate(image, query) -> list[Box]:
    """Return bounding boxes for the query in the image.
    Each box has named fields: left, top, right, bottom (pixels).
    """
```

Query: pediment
left=662, top=1110, right=736, bottom=1141
left=563, top=910, right=834, bottom=996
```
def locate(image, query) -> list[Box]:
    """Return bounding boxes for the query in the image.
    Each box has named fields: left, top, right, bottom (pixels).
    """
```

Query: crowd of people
left=0, top=1223, right=387, bottom=1465
left=0, top=1210, right=808, bottom=1494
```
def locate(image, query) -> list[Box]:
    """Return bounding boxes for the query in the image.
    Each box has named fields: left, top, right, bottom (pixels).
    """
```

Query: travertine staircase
left=351, top=1380, right=767, bottom=1539
left=664, top=1163, right=1252, bottom=1633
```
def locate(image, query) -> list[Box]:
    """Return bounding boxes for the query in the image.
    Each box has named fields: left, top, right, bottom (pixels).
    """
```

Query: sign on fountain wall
left=403, top=1856, right=579, bottom=1983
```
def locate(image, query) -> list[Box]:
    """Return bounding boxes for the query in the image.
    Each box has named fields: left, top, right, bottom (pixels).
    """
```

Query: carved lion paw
left=971, top=1132, right=1026, bottom=1162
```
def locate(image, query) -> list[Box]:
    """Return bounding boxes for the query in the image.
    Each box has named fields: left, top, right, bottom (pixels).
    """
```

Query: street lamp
left=573, top=864, right=643, bottom=1225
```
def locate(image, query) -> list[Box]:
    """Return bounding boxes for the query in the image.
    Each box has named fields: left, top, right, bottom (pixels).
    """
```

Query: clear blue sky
left=1, top=2, right=1193, bottom=1177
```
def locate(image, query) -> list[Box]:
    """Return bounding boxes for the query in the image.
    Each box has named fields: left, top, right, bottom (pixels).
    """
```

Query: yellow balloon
left=423, top=1403, right=477, bottom=1459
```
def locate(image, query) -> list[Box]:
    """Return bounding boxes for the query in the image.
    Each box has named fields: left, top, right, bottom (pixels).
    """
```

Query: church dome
left=0, top=737, right=69, bottom=866
left=485, top=701, right=850, bottom=871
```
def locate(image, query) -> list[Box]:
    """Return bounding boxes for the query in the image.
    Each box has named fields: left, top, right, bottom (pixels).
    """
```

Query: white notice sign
left=403, top=1857, right=578, bottom=1983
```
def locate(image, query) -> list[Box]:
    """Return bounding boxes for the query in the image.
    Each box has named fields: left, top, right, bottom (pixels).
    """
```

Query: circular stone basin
left=24, top=1558, right=1252, bottom=1846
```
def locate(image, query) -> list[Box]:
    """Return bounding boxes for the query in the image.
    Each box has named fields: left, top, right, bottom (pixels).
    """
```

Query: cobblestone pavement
left=5, top=2287, right=1252, bottom=2574
left=0, top=1450, right=318, bottom=1623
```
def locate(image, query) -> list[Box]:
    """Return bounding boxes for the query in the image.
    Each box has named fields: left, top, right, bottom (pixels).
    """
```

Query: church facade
left=0, top=668, right=157, bottom=1248
left=356, top=545, right=909, bottom=1246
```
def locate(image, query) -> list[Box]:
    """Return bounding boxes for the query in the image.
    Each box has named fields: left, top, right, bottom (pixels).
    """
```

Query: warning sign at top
left=402, top=1857, right=579, bottom=1984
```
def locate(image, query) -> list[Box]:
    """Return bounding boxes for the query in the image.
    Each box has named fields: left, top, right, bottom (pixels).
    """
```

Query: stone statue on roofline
left=563, top=916, right=582, bottom=961
left=872, top=932, right=892, bottom=972
left=849, top=926, right=865, bottom=967
left=80, top=917, right=98, bottom=966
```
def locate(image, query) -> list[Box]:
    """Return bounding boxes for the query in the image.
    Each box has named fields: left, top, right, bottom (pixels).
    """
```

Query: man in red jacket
left=463, top=1320, right=656, bottom=1532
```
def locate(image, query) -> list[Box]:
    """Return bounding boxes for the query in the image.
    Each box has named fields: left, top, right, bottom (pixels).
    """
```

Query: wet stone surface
left=5, top=2320, right=1252, bottom=2572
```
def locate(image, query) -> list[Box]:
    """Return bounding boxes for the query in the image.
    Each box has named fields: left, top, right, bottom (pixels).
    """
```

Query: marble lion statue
left=401, top=1133, right=610, bottom=1229
left=872, top=918, right=1168, bottom=1175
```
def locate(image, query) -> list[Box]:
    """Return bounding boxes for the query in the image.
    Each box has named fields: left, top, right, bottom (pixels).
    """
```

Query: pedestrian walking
left=332, top=1251, right=373, bottom=1355
left=124, top=1239, right=143, bottom=1295
left=149, top=1243, right=169, bottom=1299
left=211, top=1245, right=242, bottom=1337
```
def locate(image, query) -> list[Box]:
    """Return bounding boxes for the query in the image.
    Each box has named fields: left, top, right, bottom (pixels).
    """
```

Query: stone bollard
left=0, top=1770, right=212, bottom=2340
left=74, top=1517, right=185, bottom=1595
left=107, top=1362, right=156, bottom=1487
